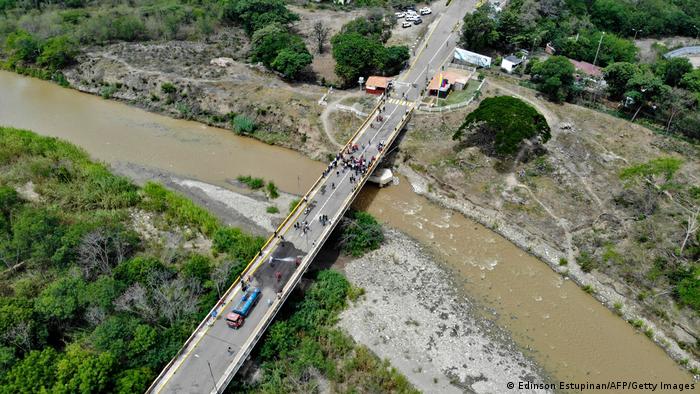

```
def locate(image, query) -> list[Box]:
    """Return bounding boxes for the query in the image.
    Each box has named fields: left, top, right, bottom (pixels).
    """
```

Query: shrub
left=288, top=198, right=300, bottom=213
left=160, top=82, right=176, bottom=94
left=266, top=206, right=279, bottom=214
left=236, top=175, right=264, bottom=189
left=232, top=115, right=255, bottom=134
left=140, top=182, right=219, bottom=236
left=576, top=251, right=597, bottom=273
left=100, top=84, right=118, bottom=99
left=266, top=181, right=279, bottom=199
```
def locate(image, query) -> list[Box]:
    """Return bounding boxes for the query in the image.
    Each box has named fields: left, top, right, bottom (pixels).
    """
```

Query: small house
left=500, top=55, right=523, bottom=73
left=365, top=76, right=392, bottom=95
left=427, top=70, right=470, bottom=97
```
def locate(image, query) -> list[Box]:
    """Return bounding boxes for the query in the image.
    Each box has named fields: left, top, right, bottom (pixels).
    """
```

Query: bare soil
left=401, top=75, right=700, bottom=370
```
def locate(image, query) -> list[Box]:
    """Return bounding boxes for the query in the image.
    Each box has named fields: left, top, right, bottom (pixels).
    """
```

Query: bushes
left=0, top=128, right=269, bottom=393
left=232, top=115, right=256, bottom=134
left=212, top=227, right=265, bottom=262
left=36, top=35, right=78, bottom=70
left=141, top=182, right=219, bottom=236
left=266, top=181, right=279, bottom=199
left=236, top=175, right=264, bottom=189
left=255, top=270, right=416, bottom=392
left=341, top=211, right=384, bottom=257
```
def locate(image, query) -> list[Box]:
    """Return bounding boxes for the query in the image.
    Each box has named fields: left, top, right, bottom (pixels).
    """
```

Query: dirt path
left=319, top=90, right=366, bottom=148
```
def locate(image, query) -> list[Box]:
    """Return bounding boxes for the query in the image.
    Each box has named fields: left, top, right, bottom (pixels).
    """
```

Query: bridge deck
left=148, top=0, right=469, bottom=391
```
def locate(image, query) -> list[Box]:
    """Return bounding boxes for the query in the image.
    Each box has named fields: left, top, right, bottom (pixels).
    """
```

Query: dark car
left=413, top=18, right=423, bottom=25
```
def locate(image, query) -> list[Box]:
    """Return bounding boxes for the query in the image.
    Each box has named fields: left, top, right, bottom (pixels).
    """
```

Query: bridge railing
left=147, top=93, right=386, bottom=394
left=219, top=104, right=415, bottom=391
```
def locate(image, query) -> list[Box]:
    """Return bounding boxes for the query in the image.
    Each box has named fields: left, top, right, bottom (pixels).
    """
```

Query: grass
left=266, top=206, right=279, bottom=214
left=289, top=198, right=301, bottom=213
left=438, top=79, right=481, bottom=107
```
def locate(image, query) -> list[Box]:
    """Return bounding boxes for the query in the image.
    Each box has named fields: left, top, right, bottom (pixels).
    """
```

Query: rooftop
left=365, top=76, right=392, bottom=89
left=568, top=59, right=603, bottom=77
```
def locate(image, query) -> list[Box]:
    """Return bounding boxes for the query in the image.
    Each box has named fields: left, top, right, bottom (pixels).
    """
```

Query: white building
left=453, top=48, right=492, bottom=68
left=500, top=55, right=523, bottom=73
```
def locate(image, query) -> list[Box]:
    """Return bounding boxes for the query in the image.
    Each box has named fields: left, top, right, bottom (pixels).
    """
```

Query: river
left=0, top=70, right=692, bottom=389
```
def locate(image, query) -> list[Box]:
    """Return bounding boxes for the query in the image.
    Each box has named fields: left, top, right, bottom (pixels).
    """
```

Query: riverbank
left=339, top=229, right=550, bottom=393
left=397, top=76, right=700, bottom=373
left=113, top=162, right=550, bottom=392
left=2, top=68, right=694, bottom=386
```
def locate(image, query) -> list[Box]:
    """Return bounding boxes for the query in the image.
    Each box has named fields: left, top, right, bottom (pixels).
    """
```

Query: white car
left=406, top=9, right=418, bottom=16
left=420, top=7, right=432, bottom=15
left=395, top=12, right=405, bottom=18
left=402, top=21, right=412, bottom=28
left=405, top=15, right=418, bottom=21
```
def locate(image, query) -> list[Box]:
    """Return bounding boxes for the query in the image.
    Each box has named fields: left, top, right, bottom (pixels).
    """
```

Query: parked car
left=402, top=21, right=412, bottom=28
left=395, top=12, right=405, bottom=18
left=413, top=18, right=423, bottom=25
left=406, top=9, right=418, bottom=16
left=405, top=15, right=418, bottom=21
left=420, top=7, right=432, bottom=15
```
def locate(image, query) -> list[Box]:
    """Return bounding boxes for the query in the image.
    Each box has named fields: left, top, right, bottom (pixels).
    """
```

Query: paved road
left=149, top=1, right=472, bottom=392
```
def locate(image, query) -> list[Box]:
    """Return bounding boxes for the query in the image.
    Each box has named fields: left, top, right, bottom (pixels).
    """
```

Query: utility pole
left=592, top=32, right=605, bottom=67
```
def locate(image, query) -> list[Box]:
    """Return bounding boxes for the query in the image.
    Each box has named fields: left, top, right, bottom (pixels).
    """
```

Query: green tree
left=251, top=23, right=297, bottom=67
left=182, top=254, right=212, bottom=282
left=530, top=55, right=575, bottom=102
left=34, top=276, right=88, bottom=322
left=680, top=69, right=700, bottom=94
left=624, top=69, right=669, bottom=121
left=603, top=62, right=639, bottom=100
left=0, top=347, right=58, bottom=392
left=271, top=47, right=312, bottom=79
left=332, top=32, right=384, bottom=85
left=655, top=57, right=693, bottom=87
left=220, top=0, right=298, bottom=34
left=341, top=211, right=383, bottom=257
left=453, top=96, right=551, bottom=157
left=114, top=367, right=153, bottom=393
left=53, top=344, right=115, bottom=393
left=3, top=30, right=39, bottom=65
left=381, top=45, right=410, bottom=76
left=5, top=207, right=65, bottom=266
left=37, top=35, right=78, bottom=70
left=460, top=5, right=499, bottom=51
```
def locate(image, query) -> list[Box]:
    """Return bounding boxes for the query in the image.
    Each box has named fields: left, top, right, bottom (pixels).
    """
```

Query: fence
left=417, top=78, right=486, bottom=113
left=664, top=46, right=700, bottom=59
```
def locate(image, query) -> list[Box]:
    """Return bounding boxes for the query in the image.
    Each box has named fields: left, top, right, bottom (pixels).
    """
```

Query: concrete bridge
left=148, top=1, right=470, bottom=391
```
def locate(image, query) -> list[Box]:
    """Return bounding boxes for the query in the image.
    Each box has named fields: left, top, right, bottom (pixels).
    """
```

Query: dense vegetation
left=461, top=0, right=699, bottom=55
left=340, top=211, right=384, bottom=257
left=606, top=157, right=700, bottom=315
left=0, top=127, right=265, bottom=392
left=0, top=0, right=312, bottom=80
left=453, top=96, right=551, bottom=157
left=239, top=269, right=417, bottom=392
left=460, top=0, right=700, bottom=141
left=332, top=14, right=409, bottom=86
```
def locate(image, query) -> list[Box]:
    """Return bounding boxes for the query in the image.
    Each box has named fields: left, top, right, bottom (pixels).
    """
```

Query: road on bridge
left=149, top=1, right=473, bottom=392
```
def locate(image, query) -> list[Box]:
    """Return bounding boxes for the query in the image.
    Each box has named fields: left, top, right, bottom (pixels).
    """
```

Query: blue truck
left=226, top=288, right=261, bottom=329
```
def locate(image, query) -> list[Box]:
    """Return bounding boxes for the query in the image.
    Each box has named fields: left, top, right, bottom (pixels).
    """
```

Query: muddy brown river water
left=0, top=70, right=692, bottom=390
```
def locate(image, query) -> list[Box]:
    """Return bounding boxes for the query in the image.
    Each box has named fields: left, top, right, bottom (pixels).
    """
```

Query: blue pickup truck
left=226, top=288, right=261, bottom=329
